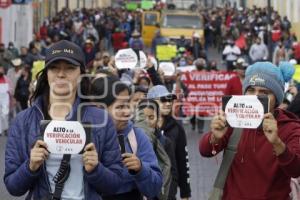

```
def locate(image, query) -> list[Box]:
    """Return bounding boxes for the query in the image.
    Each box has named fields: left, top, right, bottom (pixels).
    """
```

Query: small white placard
left=224, top=95, right=266, bottom=129
left=139, top=51, right=147, bottom=68
left=177, top=65, right=196, bottom=72
left=159, top=62, right=176, bottom=76
left=115, top=48, right=138, bottom=69
left=43, top=121, right=86, bottom=154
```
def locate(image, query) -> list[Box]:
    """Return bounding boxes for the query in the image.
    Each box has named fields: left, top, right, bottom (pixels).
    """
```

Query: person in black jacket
left=14, top=65, right=31, bottom=110
left=147, top=85, right=191, bottom=200
left=287, top=87, right=300, bottom=117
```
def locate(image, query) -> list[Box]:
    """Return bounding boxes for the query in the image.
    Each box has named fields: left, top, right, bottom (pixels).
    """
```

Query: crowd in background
left=1, top=2, right=300, bottom=199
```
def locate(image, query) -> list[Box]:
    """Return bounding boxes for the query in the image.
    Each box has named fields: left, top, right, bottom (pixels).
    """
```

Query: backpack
left=134, top=110, right=172, bottom=200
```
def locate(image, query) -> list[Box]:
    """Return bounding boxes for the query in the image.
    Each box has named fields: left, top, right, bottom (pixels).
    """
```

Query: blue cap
left=45, top=40, right=85, bottom=69
left=147, top=85, right=176, bottom=100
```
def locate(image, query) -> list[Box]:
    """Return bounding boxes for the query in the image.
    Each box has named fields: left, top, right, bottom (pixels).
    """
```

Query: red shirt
left=112, top=32, right=126, bottom=51
left=224, top=75, right=242, bottom=95
left=199, top=109, right=300, bottom=200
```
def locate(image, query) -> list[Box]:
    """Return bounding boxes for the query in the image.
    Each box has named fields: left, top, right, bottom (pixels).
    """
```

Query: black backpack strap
left=51, top=154, right=71, bottom=200
left=50, top=106, right=88, bottom=200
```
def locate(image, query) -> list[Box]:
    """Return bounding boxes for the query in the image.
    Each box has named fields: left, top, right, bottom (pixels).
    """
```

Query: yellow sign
left=31, top=60, right=45, bottom=81
left=156, top=45, right=177, bottom=61
left=293, top=64, right=300, bottom=82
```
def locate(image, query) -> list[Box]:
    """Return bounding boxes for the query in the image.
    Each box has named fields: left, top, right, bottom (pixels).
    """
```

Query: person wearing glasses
left=147, top=85, right=191, bottom=200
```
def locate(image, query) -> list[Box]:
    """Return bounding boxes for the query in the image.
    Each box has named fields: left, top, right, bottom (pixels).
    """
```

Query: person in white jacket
left=222, top=39, right=241, bottom=71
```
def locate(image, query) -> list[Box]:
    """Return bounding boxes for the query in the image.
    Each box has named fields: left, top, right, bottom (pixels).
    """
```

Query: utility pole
left=267, top=0, right=272, bottom=61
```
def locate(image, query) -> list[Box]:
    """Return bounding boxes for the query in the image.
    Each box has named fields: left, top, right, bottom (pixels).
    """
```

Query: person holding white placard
left=4, top=40, right=123, bottom=200
left=200, top=61, right=300, bottom=200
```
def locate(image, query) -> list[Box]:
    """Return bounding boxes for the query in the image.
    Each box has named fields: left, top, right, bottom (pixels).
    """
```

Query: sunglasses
left=159, top=96, right=175, bottom=103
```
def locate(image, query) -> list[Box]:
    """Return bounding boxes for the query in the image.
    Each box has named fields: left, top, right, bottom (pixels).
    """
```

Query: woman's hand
left=29, top=140, right=49, bottom=172
left=122, top=153, right=142, bottom=173
left=83, top=143, right=99, bottom=173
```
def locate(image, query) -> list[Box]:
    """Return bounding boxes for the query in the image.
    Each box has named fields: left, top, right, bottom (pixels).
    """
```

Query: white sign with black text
left=223, top=95, right=269, bottom=129
left=115, top=48, right=138, bottom=69
left=43, top=120, right=86, bottom=154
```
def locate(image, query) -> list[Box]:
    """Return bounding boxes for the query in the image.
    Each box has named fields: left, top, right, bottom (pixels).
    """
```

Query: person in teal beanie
left=200, top=61, right=300, bottom=200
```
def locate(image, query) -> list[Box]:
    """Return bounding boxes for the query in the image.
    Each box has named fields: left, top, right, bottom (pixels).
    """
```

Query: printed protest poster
left=181, top=70, right=236, bottom=117
left=222, top=95, right=269, bottom=128
left=42, top=120, right=88, bottom=154
left=115, top=48, right=138, bottom=69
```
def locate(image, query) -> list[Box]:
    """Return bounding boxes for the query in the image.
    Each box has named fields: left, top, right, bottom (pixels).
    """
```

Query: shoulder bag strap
left=127, top=128, right=138, bottom=155
left=209, top=128, right=243, bottom=200
left=51, top=106, right=87, bottom=200
left=51, top=154, right=71, bottom=200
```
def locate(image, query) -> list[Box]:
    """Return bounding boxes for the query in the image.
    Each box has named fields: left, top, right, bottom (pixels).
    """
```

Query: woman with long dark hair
left=4, top=40, right=122, bottom=200
left=90, top=76, right=162, bottom=200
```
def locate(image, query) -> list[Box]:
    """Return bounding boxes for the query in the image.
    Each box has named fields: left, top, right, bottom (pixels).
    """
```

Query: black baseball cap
left=45, top=40, right=85, bottom=69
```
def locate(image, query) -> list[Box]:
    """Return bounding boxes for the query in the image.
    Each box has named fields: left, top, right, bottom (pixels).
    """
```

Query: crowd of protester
left=1, top=2, right=300, bottom=199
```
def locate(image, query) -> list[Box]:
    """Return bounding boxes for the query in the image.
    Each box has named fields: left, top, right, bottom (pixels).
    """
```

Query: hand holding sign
left=29, top=140, right=49, bottom=172
left=210, top=110, right=228, bottom=143
left=262, top=113, right=279, bottom=144
left=83, top=143, right=99, bottom=173
left=122, top=153, right=142, bottom=173
left=263, top=113, right=286, bottom=156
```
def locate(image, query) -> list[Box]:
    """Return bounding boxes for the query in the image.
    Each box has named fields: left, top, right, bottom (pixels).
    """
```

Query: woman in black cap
left=4, top=40, right=123, bottom=200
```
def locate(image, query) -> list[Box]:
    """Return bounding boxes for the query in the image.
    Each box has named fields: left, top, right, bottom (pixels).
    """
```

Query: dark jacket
left=287, top=92, right=300, bottom=118
left=161, top=116, right=191, bottom=199
left=4, top=97, right=123, bottom=200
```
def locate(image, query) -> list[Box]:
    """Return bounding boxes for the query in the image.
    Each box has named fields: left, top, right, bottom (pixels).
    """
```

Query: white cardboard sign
left=43, top=120, right=86, bottom=154
left=177, top=65, right=196, bottom=72
left=149, top=56, right=158, bottom=70
left=115, top=48, right=138, bottom=69
left=159, top=62, right=176, bottom=76
left=139, top=51, right=147, bottom=68
left=224, top=95, right=267, bottom=129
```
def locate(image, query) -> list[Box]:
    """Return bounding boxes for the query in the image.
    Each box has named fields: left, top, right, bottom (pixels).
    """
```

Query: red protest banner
left=181, top=70, right=236, bottom=117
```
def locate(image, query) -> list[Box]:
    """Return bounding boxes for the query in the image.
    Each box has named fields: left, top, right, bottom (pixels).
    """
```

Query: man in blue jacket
left=3, top=40, right=123, bottom=200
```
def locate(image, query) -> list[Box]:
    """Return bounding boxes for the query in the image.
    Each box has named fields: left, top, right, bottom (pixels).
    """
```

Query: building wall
left=0, top=4, right=33, bottom=48
left=57, top=0, right=111, bottom=10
